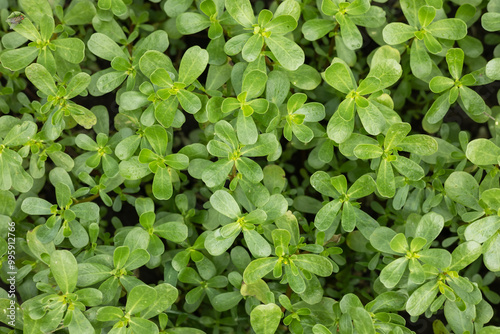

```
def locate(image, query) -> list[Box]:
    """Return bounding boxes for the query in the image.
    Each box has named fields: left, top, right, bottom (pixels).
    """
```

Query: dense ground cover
left=1, top=0, right=500, bottom=333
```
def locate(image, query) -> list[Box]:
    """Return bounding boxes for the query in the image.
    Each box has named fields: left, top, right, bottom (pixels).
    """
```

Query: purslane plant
left=0, top=0, right=500, bottom=333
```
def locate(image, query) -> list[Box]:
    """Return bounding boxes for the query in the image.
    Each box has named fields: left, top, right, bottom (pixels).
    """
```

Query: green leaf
left=178, top=46, right=209, bottom=85
left=64, top=1, right=96, bottom=25
left=205, top=229, right=238, bottom=256
left=380, top=257, right=408, bottom=288
left=50, top=250, right=78, bottom=294
left=250, top=303, right=282, bottom=334
left=96, top=71, right=127, bottom=93
left=77, top=263, right=112, bottom=286
left=177, top=89, right=202, bottom=114
left=163, top=0, right=194, bottom=17
left=11, top=13, right=40, bottom=40
left=65, top=72, right=91, bottom=99
left=39, top=14, right=54, bottom=42
left=337, top=97, right=356, bottom=121
left=353, top=144, right=383, bottom=159
left=287, top=64, right=322, bottom=90
left=347, top=174, right=376, bottom=199
left=314, top=199, right=342, bottom=231
left=426, top=18, right=467, bottom=40
left=236, top=156, right=264, bottom=183
left=211, top=190, right=241, bottom=219
left=449, top=240, right=482, bottom=271
left=241, top=134, right=279, bottom=157
left=390, top=233, right=409, bottom=253
left=464, top=216, right=500, bottom=243
left=331, top=175, right=347, bottom=196
left=302, top=19, right=337, bottom=41
left=225, top=34, right=252, bottom=56
left=243, top=257, right=278, bottom=283
left=425, top=90, right=451, bottom=124
left=370, top=227, right=398, bottom=254
left=3, top=121, right=37, bottom=147
left=384, top=122, right=411, bottom=150
left=21, top=197, right=53, bottom=215
left=293, top=254, right=333, bottom=277
left=377, top=159, right=395, bottom=198
left=139, top=50, right=176, bottom=78
left=327, top=108, right=355, bottom=143
left=291, top=123, right=312, bottom=143
left=336, top=13, right=363, bottom=50
left=443, top=299, right=474, bottom=334
left=415, top=212, right=444, bottom=249
left=55, top=183, right=71, bottom=208
left=466, top=139, right=500, bottom=166
left=357, top=100, right=386, bottom=136
left=481, top=189, right=500, bottom=212
left=202, top=159, right=233, bottom=188
left=152, top=167, right=173, bottom=200
left=96, top=306, right=123, bottom=321
left=72, top=202, right=100, bottom=221
left=366, top=291, right=407, bottom=313
left=324, top=61, right=355, bottom=94
left=52, top=38, right=85, bottom=64
left=242, top=34, right=264, bottom=63
left=399, top=135, right=438, bottom=155
left=484, top=233, right=500, bottom=272
left=145, top=124, right=168, bottom=157
left=119, top=156, right=151, bottom=180
left=429, top=76, right=454, bottom=93
left=485, top=58, right=500, bottom=80
left=418, top=6, right=435, bottom=27
left=0, top=46, right=39, bottom=72
left=141, top=284, right=178, bottom=319
left=265, top=34, right=305, bottom=71
left=391, top=155, right=425, bottom=181
left=207, top=140, right=232, bottom=158
left=347, top=0, right=370, bottom=15
left=406, top=281, right=439, bottom=316
left=113, top=246, right=130, bottom=269
left=25, top=63, right=57, bottom=96
left=155, top=221, right=188, bottom=243
left=351, top=307, right=376, bottom=334
left=418, top=249, right=452, bottom=269
left=124, top=249, right=150, bottom=270
left=225, top=0, right=256, bottom=27
left=237, top=110, right=258, bottom=145
left=313, top=325, right=332, bottom=334
left=242, top=70, right=267, bottom=99
left=424, top=34, right=443, bottom=54
left=446, top=48, right=464, bottom=80
left=87, top=33, right=127, bottom=61
left=357, top=77, right=382, bottom=96
left=129, top=318, right=159, bottom=334
left=286, top=266, right=305, bottom=292
left=176, top=12, right=210, bottom=35
left=243, top=229, right=272, bottom=258
left=410, top=39, right=433, bottom=79
left=383, top=23, right=417, bottom=45
left=459, top=86, right=486, bottom=116
left=126, top=285, right=157, bottom=315
left=267, top=15, right=297, bottom=34
left=75, top=134, right=98, bottom=151
left=482, top=12, right=500, bottom=31
left=68, top=308, right=94, bottom=334
left=212, top=291, right=243, bottom=312
left=68, top=104, right=97, bottom=129
left=444, top=171, right=481, bottom=211
left=151, top=68, right=173, bottom=88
